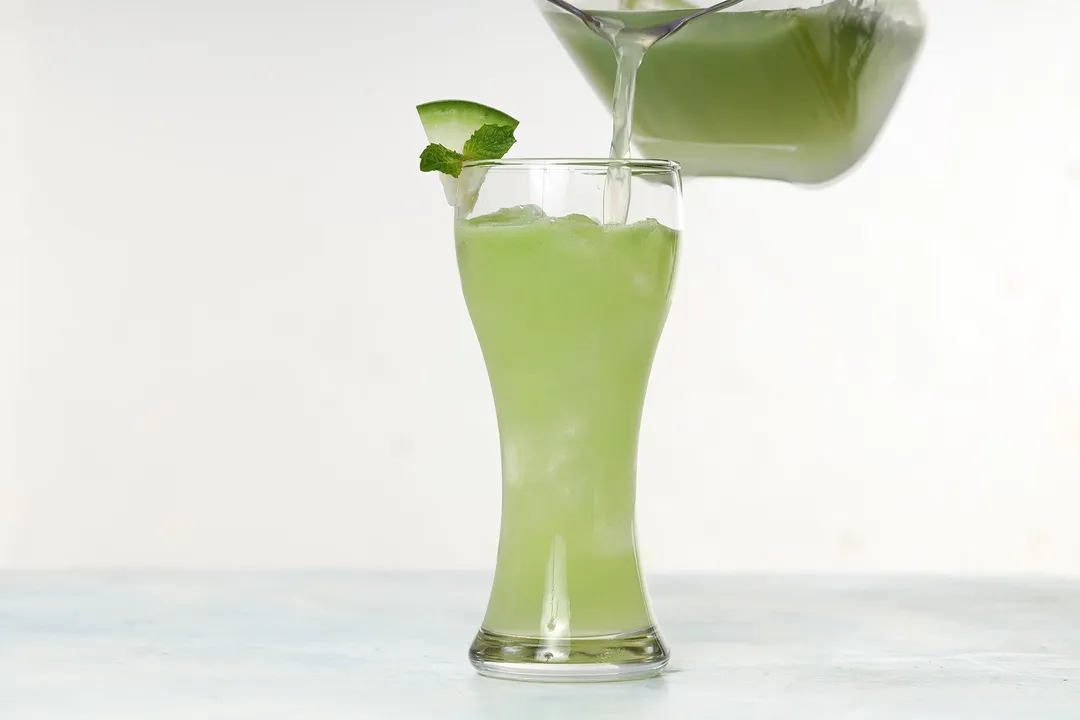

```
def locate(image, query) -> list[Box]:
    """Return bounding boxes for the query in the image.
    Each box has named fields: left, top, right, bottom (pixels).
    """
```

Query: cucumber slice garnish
left=417, top=100, right=519, bottom=209
left=417, top=100, right=519, bottom=151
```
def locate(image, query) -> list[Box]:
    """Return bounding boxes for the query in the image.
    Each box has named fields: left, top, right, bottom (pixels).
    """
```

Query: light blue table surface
left=1, top=573, right=1077, bottom=718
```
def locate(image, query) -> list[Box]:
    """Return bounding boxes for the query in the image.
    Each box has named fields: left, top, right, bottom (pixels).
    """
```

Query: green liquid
left=457, top=207, right=677, bottom=638
left=546, top=0, right=924, bottom=182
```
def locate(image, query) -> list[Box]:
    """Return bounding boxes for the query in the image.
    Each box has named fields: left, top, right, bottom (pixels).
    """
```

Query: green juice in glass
left=456, top=206, right=677, bottom=640
left=545, top=0, right=925, bottom=182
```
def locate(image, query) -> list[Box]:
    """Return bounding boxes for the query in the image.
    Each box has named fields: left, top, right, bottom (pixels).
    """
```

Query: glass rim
left=462, top=158, right=681, bottom=173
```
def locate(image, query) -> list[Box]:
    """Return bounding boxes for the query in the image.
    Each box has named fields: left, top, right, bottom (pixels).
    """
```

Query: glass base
left=468, top=626, right=669, bottom=682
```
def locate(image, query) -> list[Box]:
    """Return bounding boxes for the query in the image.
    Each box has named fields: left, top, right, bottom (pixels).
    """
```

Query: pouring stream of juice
left=604, top=35, right=649, bottom=223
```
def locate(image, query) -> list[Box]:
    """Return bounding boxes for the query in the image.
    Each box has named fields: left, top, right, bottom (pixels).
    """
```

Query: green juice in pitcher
left=544, top=0, right=925, bottom=182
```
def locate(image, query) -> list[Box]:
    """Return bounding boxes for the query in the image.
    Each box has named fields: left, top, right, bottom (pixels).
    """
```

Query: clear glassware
left=456, top=159, right=681, bottom=682
left=539, top=0, right=927, bottom=182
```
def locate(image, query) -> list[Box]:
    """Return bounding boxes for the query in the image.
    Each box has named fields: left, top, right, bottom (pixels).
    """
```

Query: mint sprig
left=419, top=123, right=517, bottom=178
left=462, top=125, right=516, bottom=161
left=419, top=145, right=465, bottom=177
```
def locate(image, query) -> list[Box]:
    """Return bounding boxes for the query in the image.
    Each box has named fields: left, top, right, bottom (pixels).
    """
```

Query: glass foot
left=468, top=626, right=669, bottom=682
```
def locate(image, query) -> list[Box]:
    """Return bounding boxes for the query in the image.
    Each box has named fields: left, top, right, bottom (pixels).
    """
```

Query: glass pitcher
left=539, top=0, right=926, bottom=183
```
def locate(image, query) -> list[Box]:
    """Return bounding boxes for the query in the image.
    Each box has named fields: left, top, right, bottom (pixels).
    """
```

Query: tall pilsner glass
left=455, top=159, right=681, bottom=681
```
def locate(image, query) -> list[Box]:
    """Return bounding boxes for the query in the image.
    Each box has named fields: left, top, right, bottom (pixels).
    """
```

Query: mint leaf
left=418, top=123, right=515, bottom=180
left=462, top=124, right=517, bottom=162
left=419, top=144, right=464, bottom=178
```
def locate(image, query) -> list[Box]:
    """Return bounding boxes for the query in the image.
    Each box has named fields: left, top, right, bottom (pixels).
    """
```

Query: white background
left=0, top=0, right=1077, bottom=573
